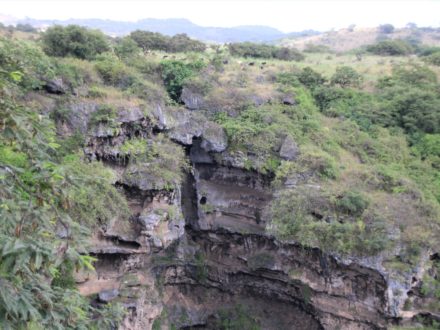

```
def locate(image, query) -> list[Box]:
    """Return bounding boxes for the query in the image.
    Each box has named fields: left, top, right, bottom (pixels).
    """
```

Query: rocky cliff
left=50, top=95, right=436, bottom=330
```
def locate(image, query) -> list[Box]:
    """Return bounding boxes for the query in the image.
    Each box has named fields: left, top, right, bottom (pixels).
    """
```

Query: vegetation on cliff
left=0, top=22, right=439, bottom=328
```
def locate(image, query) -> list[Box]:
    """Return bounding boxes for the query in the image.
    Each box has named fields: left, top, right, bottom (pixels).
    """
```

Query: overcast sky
left=1, top=0, right=439, bottom=32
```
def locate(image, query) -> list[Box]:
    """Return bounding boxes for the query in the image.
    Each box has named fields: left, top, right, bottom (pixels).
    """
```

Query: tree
left=228, top=42, right=303, bottom=61
left=392, top=64, right=437, bottom=86
left=330, top=66, right=363, bottom=88
left=168, top=33, right=206, bottom=53
left=0, top=39, right=126, bottom=328
left=228, top=42, right=274, bottom=58
left=366, top=40, right=414, bottom=56
left=115, top=36, right=140, bottom=59
left=160, top=59, right=205, bottom=101
left=297, top=67, right=326, bottom=89
left=15, top=23, right=37, bottom=33
left=42, top=25, right=109, bottom=59
left=272, top=47, right=304, bottom=61
left=378, top=24, right=395, bottom=34
left=129, top=30, right=169, bottom=51
left=384, top=87, right=440, bottom=134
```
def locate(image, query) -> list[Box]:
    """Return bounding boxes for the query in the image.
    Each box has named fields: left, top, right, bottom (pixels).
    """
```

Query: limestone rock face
left=200, top=122, right=228, bottom=152
left=168, top=109, right=227, bottom=152
left=71, top=102, right=429, bottom=330
left=180, top=87, right=204, bottom=110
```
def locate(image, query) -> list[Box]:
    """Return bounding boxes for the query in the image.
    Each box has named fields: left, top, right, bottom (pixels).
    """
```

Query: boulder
left=168, top=110, right=203, bottom=145
left=279, top=136, right=299, bottom=160
left=282, top=95, right=296, bottom=105
left=170, top=120, right=203, bottom=145
left=44, top=78, right=67, bottom=94
left=169, top=110, right=227, bottom=153
left=117, top=106, right=144, bottom=123
left=181, top=87, right=204, bottom=110
left=200, top=122, right=228, bottom=153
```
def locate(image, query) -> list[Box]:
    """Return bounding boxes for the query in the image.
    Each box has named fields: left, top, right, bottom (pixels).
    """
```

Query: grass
left=296, top=53, right=440, bottom=89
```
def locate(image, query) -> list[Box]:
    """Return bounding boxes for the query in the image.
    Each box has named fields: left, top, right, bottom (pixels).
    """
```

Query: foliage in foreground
left=0, top=39, right=125, bottom=328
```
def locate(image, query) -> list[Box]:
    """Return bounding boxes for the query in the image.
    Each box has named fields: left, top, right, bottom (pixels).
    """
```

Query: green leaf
left=9, top=71, right=23, bottom=82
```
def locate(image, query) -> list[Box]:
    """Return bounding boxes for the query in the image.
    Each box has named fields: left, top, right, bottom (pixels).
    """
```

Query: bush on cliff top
left=42, top=25, right=110, bottom=60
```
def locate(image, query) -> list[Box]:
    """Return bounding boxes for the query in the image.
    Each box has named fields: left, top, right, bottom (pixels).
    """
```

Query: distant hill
left=13, top=17, right=320, bottom=43
left=278, top=26, right=440, bottom=52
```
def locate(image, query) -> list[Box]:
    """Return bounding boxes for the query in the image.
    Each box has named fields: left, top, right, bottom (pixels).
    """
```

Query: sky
left=0, top=0, right=439, bottom=32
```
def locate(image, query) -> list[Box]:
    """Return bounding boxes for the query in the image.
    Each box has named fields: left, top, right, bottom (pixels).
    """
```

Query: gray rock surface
left=44, top=78, right=68, bottom=94
left=200, top=122, right=228, bottom=152
left=98, top=288, right=119, bottom=302
left=168, top=109, right=227, bottom=152
left=181, top=87, right=205, bottom=110
left=282, top=95, right=296, bottom=105
left=279, top=135, right=299, bottom=160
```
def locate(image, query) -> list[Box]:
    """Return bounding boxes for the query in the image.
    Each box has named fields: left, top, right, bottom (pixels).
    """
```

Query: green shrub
left=228, top=42, right=303, bottom=61
left=336, top=191, right=370, bottom=216
left=121, top=135, right=188, bottom=188
left=115, top=36, right=141, bottom=59
left=167, top=33, right=206, bottom=53
left=42, top=25, right=109, bottom=59
left=297, top=145, right=339, bottom=179
left=272, top=47, right=304, bottom=61
left=53, top=60, right=88, bottom=88
left=366, top=39, right=414, bottom=56
left=380, top=86, right=440, bottom=134
left=228, top=42, right=273, bottom=58
left=89, top=104, right=118, bottom=127
left=414, top=134, right=440, bottom=159
left=424, top=52, right=440, bottom=66
left=0, top=37, right=54, bottom=90
left=119, top=138, right=149, bottom=158
left=95, top=53, right=138, bottom=88
left=313, top=85, right=348, bottom=111
left=297, top=67, right=327, bottom=90
left=330, top=66, right=363, bottom=88
left=160, top=59, right=205, bottom=101
left=276, top=72, right=301, bottom=86
left=87, top=85, right=108, bottom=98
left=61, top=154, right=129, bottom=226
left=130, top=30, right=169, bottom=51
left=0, top=64, right=126, bottom=328
left=51, top=260, right=76, bottom=289
left=391, top=64, right=437, bottom=86
left=129, top=30, right=205, bottom=53
left=418, top=46, right=440, bottom=57
left=269, top=187, right=389, bottom=256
